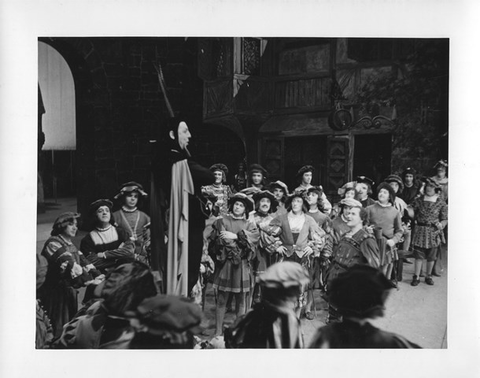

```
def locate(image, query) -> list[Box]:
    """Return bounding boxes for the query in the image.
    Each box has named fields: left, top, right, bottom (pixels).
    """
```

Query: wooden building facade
left=198, top=37, right=446, bottom=201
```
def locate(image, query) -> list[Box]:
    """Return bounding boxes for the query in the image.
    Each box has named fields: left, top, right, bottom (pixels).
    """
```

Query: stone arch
left=38, top=38, right=109, bottom=214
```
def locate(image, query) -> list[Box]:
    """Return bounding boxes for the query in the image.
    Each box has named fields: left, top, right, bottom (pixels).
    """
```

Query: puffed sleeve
left=43, top=240, right=94, bottom=288
left=360, top=237, right=381, bottom=268
left=262, top=215, right=283, bottom=237
left=258, top=219, right=282, bottom=255
left=237, top=220, right=260, bottom=253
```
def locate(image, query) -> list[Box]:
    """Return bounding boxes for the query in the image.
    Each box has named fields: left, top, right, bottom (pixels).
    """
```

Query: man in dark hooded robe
left=150, top=117, right=214, bottom=296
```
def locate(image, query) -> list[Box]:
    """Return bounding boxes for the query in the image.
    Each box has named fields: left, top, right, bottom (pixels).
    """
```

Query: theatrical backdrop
left=37, top=37, right=448, bottom=217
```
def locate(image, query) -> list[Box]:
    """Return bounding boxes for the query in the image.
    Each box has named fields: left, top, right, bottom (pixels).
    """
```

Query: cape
left=166, top=159, right=194, bottom=296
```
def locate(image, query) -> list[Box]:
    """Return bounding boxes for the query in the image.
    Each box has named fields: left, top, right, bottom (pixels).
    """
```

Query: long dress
left=39, top=235, right=100, bottom=338
left=210, top=214, right=260, bottom=293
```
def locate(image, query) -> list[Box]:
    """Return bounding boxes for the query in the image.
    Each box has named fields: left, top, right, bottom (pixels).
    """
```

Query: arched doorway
left=38, top=41, right=77, bottom=200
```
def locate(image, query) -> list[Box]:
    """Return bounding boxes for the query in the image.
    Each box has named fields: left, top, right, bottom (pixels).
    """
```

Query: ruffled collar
left=122, top=206, right=137, bottom=213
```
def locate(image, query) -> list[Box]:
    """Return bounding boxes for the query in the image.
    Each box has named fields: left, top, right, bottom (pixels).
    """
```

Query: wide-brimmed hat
left=228, top=192, right=255, bottom=214
left=306, top=185, right=324, bottom=196
left=376, top=182, right=396, bottom=205
left=89, top=199, right=113, bottom=215
left=296, top=165, right=315, bottom=178
left=269, top=180, right=289, bottom=196
left=285, top=190, right=309, bottom=210
left=337, top=181, right=357, bottom=197
left=239, top=186, right=262, bottom=197
left=258, top=261, right=310, bottom=290
left=384, top=174, right=404, bottom=192
left=114, top=181, right=148, bottom=200
left=339, top=198, right=363, bottom=209
left=252, top=190, right=278, bottom=213
left=51, top=212, right=81, bottom=236
left=248, top=164, right=267, bottom=177
left=328, top=265, right=392, bottom=319
left=421, top=177, right=442, bottom=193
left=94, top=262, right=157, bottom=316
left=355, top=176, right=375, bottom=187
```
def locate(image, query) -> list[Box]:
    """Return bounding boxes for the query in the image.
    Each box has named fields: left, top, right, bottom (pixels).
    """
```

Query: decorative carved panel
left=326, top=137, right=350, bottom=200
left=243, top=38, right=261, bottom=75
left=274, top=76, right=330, bottom=109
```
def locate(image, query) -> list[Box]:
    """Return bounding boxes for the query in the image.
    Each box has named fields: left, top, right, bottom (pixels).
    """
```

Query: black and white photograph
left=2, top=1, right=480, bottom=377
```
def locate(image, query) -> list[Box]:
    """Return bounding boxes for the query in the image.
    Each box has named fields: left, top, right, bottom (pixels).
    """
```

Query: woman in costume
left=208, top=192, right=260, bottom=336
left=39, top=212, right=104, bottom=338
left=81, top=199, right=136, bottom=274
left=112, top=181, right=151, bottom=264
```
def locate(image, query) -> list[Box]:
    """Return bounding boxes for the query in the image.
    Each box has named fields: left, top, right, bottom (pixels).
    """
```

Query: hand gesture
left=276, top=246, right=287, bottom=255
left=303, top=246, right=313, bottom=257
left=386, top=239, right=396, bottom=248
left=220, top=231, right=237, bottom=240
